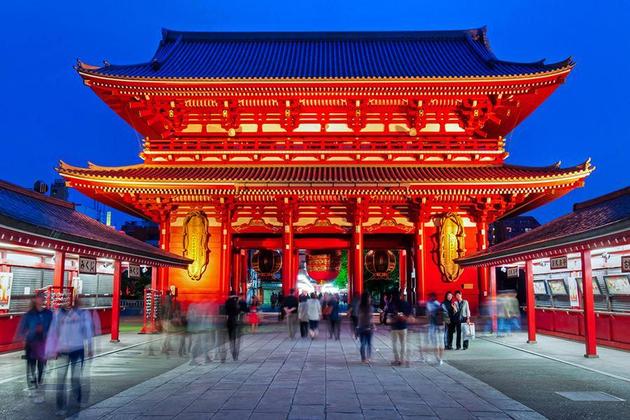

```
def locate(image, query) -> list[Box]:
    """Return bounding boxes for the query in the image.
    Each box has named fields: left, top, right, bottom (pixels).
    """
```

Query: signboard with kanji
left=550, top=256, right=568, bottom=270
left=79, top=257, right=97, bottom=274
left=128, top=265, right=141, bottom=279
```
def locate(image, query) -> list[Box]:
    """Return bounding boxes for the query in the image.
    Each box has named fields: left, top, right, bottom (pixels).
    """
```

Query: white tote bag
left=463, top=322, right=476, bottom=340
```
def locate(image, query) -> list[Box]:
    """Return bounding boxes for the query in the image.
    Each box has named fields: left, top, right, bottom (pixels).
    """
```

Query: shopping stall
left=458, top=187, right=630, bottom=356
left=0, top=180, right=190, bottom=351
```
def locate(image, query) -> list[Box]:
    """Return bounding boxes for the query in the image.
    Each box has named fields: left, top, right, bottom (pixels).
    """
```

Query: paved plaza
left=70, top=328, right=543, bottom=420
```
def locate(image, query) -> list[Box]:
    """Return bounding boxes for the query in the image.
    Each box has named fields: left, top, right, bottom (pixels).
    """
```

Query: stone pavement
left=70, top=327, right=544, bottom=420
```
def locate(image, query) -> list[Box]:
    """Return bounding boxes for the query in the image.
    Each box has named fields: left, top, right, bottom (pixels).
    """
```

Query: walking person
left=306, top=292, right=322, bottom=339
left=270, top=292, right=278, bottom=311
left=16, top=292, right=53, bottom=403
left=298, top=294, right=309, bottom=338
left=45, top=297, right=95, bottom=416
left=387, top=290, right=412, bottom=366
left=357, top=292, right=374, bottom=363
left=454, top=290, right=471, bottom=350
left=348, top=294, right=360, bottom=339
left=224, top=293, right=244, bottom=361
left=248, top=295, right=260, bottom=334
left=327, top=294, right=341, bottom=340
left=442, top=291, right=455, bottom=350
left=283, top=289, right=299, bottom=339
left=426, top=293, right=445, bottom=365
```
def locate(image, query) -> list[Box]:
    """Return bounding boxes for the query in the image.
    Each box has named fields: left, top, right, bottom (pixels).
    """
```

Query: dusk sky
left=1, top=1, right=628, bottom=226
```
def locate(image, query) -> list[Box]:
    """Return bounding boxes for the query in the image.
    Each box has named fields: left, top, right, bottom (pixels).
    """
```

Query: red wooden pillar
left=158, top=215, right=171, bottom=292
left=414, top=222, right=425, bottom=303
left=489, top=266, right=498, bottom=333
left=53, top=250, right=66, bottom=288
left=293, top=249, right=299, bottom=291
left=399, top=250, right=408, bottom=301
left=581, top=250, right=598, bottom=358
left=111, top=259, right=122, bottom=342
left=240, top=250, right=248, bottom=296
left=347, top=247, right=354, bottom=298
left=477, top=218, right=489, bottom=302
left=525, top=260, right=536, bottom=344
left=282, top=199, right=294, bottom=296
left=232, top=251, right=240, bottom=294
left=352, top=199, right=364, bottom=297
left=220, top=204, right=232, bottom=299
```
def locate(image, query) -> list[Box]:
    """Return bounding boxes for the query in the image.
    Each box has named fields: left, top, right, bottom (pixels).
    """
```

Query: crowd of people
left=15, top=293, right=98, bottom=416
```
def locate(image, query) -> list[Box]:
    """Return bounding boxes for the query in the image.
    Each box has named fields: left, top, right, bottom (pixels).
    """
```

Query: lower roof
left=0, top=180, right=190, bottom=267
left=458, top=186, right=630, bottom=266
left=58, top=162, right=592, bottom=187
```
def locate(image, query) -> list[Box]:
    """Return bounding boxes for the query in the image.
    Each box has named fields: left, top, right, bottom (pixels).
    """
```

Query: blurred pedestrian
left=298, top=294, right=309, bottom=338
left=357, top=292, right=374, bottom=363
left=387, top=290, right=411, bottom=366
left=306, top=292, right=322, bottom=339
left=442, top=291, right=455, bottom=350
left=327, top=294, right=341, bottom=340
left=426, top=293, right=445, bottom=365
left=283, top=289, right=299, bottom=339
left=270, top=292, right=278, bottom=311
left=45, top=297, right=95, bottom=416
left=224, top=293, right=244, bottom=361
left=16, top=292, right=52, bottom=403
left=348, top=294, right=360, bottom=339
left=248, top=295, right=260, bottom=334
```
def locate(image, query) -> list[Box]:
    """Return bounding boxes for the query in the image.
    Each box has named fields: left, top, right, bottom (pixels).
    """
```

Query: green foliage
left=333, top=249, right=348, bottom=289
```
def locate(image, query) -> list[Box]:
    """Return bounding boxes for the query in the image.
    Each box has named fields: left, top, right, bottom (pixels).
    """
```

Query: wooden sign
left=128, top=265, right=141, bottom=279
left=622, top=256, right=630, bottom=273
left=506, top=266, right=519, bottom=279
left=550, top=256, right=567, bottom=270
left=79, top=257, right=97, bottom=274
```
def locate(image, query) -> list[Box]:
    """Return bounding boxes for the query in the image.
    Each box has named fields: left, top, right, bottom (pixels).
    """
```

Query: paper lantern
left=365, top=250, right=396, bottom=280
left=251, top=249, right=282, bottom=279
left=306, top=250, right=342, bottom=283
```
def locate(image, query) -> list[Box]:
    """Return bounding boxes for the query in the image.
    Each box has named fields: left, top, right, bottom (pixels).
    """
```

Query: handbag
left=462, top=322, right=476, bottom=340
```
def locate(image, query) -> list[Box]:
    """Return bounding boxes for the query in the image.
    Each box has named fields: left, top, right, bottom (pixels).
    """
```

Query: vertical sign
left=79, top=257, right=97, bottom=274
left=0, top=272, right=13, bottom=310
left=567, top=277, right=580, bottom=307
left=506, top=266, right=519, bottom=279
left=550, top=256, right=568, bottom=270
left=622, top=256, right=630, bottom=273
left=128, top=265, right=141, bottom=279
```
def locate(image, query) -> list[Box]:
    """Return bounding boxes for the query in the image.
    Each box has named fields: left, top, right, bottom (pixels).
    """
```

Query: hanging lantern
left=251, top=249, right=282, bottom=279
left=365, top=250, right=396, bottom=280
left=306, top=250, right=342, bottom=283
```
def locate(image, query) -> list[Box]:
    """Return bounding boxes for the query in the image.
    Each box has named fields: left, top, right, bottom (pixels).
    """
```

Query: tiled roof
left=459, top=187, right=630, bottom=266
left=58, top=162, right=592, bottom=186
left=77, top=28, right=572, bottom=80
left=0, top=180, right=190, bottom=266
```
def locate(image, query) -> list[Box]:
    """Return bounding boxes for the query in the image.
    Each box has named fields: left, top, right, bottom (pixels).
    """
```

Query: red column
left=347, top=247, right=354, bottom=298
left=352, top=200, right=364, bottom=297
left=158, top=216, right=171, bottom=292
left=220, top=204, right=232, bottom=298
left=53, top=251, right=66, bottom=288
left=282, top=200, right=294, bottom=296
left=399, top=250, right=408, bottom=301
left=525, top=260, right=536, bottom=344
left=232, top=251, right=240, bottom=294
left=111, top=259, right=122, bottom=342
left=477, top=218, right=489, bottom=302
left=414, top=223, right=425, bottom=303
left=240, top=250, right=248, bottom=295
left=489, top=266, right=498, bottom=333
left=581, top=250, right=598, bottom=358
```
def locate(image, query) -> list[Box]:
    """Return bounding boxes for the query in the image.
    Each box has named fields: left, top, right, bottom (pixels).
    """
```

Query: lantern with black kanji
left=364, top=250, right=396, bottom=280
left=306, top=250, right=342, bottom=283
left=251, top=249, right=282, bottom=279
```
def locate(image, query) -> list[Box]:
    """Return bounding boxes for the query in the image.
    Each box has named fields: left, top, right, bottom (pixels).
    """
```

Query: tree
left=333, top=250, right=348, bottom=289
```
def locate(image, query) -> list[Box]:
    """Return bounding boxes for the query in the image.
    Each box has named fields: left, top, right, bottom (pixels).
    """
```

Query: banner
left=0, top=272, right=14, bottom=310
left=567, top=277, right=580, bottom=307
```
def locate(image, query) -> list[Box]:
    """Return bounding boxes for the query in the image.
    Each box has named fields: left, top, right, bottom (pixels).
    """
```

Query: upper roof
left=77, top=28, right=573, bottom=80
left=459, top=186, right=630, bottom=266
left=0, top=180, right=190, bottom=267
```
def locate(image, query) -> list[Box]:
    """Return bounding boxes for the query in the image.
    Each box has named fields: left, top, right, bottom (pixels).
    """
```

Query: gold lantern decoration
left=251, top=249, right=282, bottom=279
left=183, top=210, right=210, bottom=281
left=306, top=250, right=342, bottom=283
left=364, top=250, right=397, bottom=280
left=437, top=212, right=466, bottom=282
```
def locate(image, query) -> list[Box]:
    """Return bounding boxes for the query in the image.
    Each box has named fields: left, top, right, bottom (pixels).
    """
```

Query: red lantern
left=251, top=249, right=282, bottom=279
left=306, top=250, right=342, bottom=283
left=365, top=250, right=396, bottom=280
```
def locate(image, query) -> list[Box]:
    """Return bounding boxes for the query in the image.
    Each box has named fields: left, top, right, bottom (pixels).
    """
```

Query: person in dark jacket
left=327, top=294, right=341, bottom=340
left=357, top=292, right=374, bottom=363
left=16, top=292, right=53, bottom=402
left=224, top=294, right=244, bottom=361
left=442, top=291, right=456, bottom=350
left=387, top=290, right=412, bottom=366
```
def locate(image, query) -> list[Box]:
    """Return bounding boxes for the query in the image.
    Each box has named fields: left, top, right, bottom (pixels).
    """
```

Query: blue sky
left=0, top=1, right=628, bottom=226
